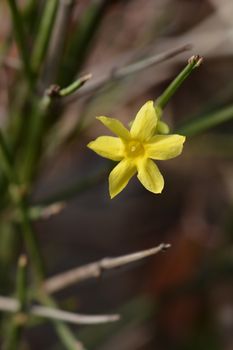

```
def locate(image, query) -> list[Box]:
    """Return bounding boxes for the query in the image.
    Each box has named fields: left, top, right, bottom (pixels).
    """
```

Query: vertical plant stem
left=22, top=95, right=50, bottom=183
left=0, top=131, right=80, bottom=349
left=0, top=222, right=19, bottom=293
left=16, top=255, right=28, bottom=311
left=24, top=0, right=37, bottom=20
left=31, top=0, right=59, bottom=74
left=0, top=131, right=45, bottom=282
left=41, top=0, right=75, bottom=87
left=22, top=75, right=91, bottom=183
left=18, top=200, right=45, bottom=282
left=7, top=0, right=33, bottom=86
left=155, top=55, right=203, bottom=110
left=3, top=256, right=28, bottom=350
left=60, top=0, right=108, bottom=85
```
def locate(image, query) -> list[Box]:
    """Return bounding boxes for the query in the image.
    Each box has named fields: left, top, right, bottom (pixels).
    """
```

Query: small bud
left=46, top=84, right=61, bottom=97
left=188, top=55, right=203, bottom=67
left=157, top=121, right=170, bottom=135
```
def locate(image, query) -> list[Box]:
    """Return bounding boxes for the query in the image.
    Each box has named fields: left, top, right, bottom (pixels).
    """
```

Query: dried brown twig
left=44, top=243, right=171, bottom=294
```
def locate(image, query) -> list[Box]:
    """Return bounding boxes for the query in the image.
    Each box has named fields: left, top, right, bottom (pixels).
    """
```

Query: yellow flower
left=87, top=101, right=185, bottom=198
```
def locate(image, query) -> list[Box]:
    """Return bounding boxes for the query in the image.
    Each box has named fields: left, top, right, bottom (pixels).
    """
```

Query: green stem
left=59, top=74, right=92, bottom=97
left=7, top=0, right=33, bottom=86
left=31, top=0, right=58, bottom=73
left=18, top=200, right=45, bottom=282
left=41, top=0, right=75, bottom=86
left=60, top=0, right=108, bottom=85
left=22, top=75, right=91, bottom=183
left=3, top=256, right=28, bottom=350
left=156, top=55, right=203, bottom=110
left=0, top=133, right=80, bottom=350
left=0, top=222, right=19, bottom=293
left=16, top=255, right=28, bottom=312
left=22, top=95, right=50, bottom=183
left=176, top=104, right=233, bottom=136
left=23, top=0, right=37, bottom=21
left=0, top=130, right=45, bottom=282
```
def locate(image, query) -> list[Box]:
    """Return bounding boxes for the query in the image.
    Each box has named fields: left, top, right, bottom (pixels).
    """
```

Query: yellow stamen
left=125, top=140, right=144, bottom=158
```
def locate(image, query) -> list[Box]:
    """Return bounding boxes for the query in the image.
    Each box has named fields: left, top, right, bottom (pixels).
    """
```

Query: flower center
left=125, top=140, right=144, bottom=158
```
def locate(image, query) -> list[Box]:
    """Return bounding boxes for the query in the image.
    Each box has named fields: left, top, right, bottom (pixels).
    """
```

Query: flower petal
left=137, top=158, right=164, bottom=194
left=97, top=116, right=131, bottom=140
left=130, top=101, right=158, bottom=142
left=145, top=135, right=186, bottom=160
left=109, top=159, right=136, bottom=198
left=87, top=136, right=124, bottom=161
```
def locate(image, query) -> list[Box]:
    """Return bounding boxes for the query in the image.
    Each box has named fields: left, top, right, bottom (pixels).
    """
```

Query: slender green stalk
left=24, top=0, right=36, bottom=14
left=31, top=0, right=59, bottom=73
left=16, top=255, right=28, bottom=312
left=59, top=74, right=92, bottom=97
left=18, top=201, right=45, bottom=282
left=0, top=130, right=80, bottom=348
left=0, top=132, right=16, bottom=183
left=23, top=0, right=37, bottom=21
left=7, top=0, right=33, bottom=86
left=176, top=104, right=233, bottom=136
left=22, top=75, right=91, bottom=183
left=4, top=256, right=28, bottom=350
left=156, top=55, right=203, bottom=109
left=60, top=0, right=108, bottom=85
left=21, top=95, right=50, bottom=183
left=0, top=222, right=19, bottom=293
left=41, top=0, right=75, bottom=86
left=0, top=130, right=45, bottom=282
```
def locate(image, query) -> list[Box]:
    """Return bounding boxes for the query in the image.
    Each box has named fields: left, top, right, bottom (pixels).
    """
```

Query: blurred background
left=0, top=0, right=233, bottom=349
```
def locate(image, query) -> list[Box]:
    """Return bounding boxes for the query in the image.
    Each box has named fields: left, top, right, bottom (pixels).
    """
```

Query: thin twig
left=0, top=131, right=82, bottom=349
left=3, top=202, right=66, bottom=223
left=155, top=54, right=203, bottom=109
left=176, top=103, right=233, bottom=136
left=44, top=243, right=171, bottom=294
left=16, top=255, right=28, bottom=313
left=3, top=256, right=28, bottom=350
left=60, top=0, right=109, bottom=85
left=0, top=131, right=45, bottom=281
left=28, top=202, right=66, bottom=220
left=59, top=74, right=92, bottom=97
left=0, top=296, right=120, bottom=325
left=22, top=74, right=91, bottom=182
left=41, top=0, right=75, bottom=87
left=64, top=44, right=191, bottom=104
left=31, top=0, right=59, bottom=73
